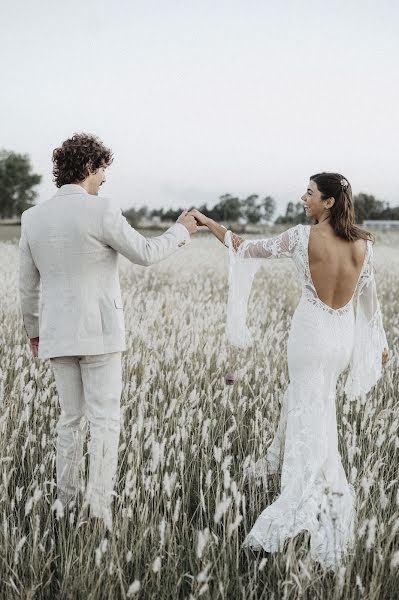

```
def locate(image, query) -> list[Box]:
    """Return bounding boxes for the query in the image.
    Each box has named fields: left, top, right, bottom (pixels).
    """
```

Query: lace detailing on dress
left=243, top=479, right=356, bottom=571
left=224, top=226, right=302, bottom=348
left=225, top=225, right=301, bottom=259
left=244, top=390, right=288, bottom=485
left=228, top=232, right=245, bottom=253
left=242, top=321, right=358, bottom=570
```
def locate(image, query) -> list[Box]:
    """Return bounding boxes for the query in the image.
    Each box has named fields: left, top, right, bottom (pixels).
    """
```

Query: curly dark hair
left=52, top=133, right=113, bottom=187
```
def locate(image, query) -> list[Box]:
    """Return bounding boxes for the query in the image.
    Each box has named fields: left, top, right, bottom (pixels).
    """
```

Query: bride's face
left=301, top=180, right=329, bottom=220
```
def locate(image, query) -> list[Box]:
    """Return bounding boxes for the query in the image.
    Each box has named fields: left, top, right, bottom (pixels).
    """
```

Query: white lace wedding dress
left=224, top=224, right=388, bottom=570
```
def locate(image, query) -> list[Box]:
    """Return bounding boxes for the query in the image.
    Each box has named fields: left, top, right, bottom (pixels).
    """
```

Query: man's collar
left=55, top=184, right=88, bottom=196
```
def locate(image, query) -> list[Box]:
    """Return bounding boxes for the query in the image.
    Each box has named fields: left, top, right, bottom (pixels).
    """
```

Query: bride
left=190, top=172, right=388, bottom=570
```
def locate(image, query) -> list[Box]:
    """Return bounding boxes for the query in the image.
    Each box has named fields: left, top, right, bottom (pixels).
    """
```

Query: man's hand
left=382, top=348, right=388, bottom=367
left=188, top=209, right=209, bottom=227
left=176, top=210, right=198, bottom=234
left=30, top=337, right=39, bottom=358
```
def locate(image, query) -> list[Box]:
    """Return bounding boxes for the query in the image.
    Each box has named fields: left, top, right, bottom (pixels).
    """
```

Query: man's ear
left=86, top=161, right=96, bottom=176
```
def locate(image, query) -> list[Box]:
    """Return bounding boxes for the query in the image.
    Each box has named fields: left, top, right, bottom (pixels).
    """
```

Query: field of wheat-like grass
left=0, top=233, right=398, bottom=600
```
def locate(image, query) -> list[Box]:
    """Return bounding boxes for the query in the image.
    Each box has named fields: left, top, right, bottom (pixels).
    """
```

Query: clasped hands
left=176, top=209, right=209, bottom=234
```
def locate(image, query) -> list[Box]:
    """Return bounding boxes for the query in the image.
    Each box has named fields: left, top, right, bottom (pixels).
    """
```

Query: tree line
left=124, top=194, right=276, bottom=227
left=1, top=149, right=398, bottom=224
left=124, top=193, right=399, bottom=227
left=274, top=195, right=399, bottom=225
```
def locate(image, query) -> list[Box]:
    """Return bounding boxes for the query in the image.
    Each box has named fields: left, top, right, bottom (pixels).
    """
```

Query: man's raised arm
left=102, top=202, right=197, bottom=266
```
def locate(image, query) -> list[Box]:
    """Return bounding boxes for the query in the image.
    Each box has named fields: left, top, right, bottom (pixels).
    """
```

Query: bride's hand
left=189, top=209, right=209, bottom=227
left=382, top=348, right=388, bottom=367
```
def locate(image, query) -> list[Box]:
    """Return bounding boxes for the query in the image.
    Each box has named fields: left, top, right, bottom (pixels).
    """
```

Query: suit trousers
left=50, top=352, right=122, bottom=529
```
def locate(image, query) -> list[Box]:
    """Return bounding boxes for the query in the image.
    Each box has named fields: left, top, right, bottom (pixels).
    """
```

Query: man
left=18, top=133, right=197, bottom=529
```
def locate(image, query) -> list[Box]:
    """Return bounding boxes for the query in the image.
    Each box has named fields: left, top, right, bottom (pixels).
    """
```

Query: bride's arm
left=189, top=209, right=299, bottom=258
left=189, top=209, right=243, bottom=247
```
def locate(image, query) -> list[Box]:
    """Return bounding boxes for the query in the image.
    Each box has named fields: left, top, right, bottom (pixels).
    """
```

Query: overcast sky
left=1, top=0, right=398, bottom=217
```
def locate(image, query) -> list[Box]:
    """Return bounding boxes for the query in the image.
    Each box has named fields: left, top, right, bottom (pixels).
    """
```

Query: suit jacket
left=18, top=184, right=190, bottom=359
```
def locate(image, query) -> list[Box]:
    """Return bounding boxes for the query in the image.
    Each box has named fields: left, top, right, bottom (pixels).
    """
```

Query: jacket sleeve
left=102, top=201, right=190, bottom=266
left=18, top=212, right=40, bottom=338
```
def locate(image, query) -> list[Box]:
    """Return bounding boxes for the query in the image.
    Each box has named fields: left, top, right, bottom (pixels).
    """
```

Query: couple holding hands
left=19, top=133, right=387, bottom=569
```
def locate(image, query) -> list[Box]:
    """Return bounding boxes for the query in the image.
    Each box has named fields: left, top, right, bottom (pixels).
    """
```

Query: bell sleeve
left=344, top=258, right=388, bottom=400
left=224, top=225, right=300, bottom=348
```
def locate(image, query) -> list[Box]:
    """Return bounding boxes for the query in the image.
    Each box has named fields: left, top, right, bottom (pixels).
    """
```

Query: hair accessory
left=340, top=178, right=349, bottom=188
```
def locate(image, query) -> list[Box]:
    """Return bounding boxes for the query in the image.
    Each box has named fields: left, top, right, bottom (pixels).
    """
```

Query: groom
left=18, top=133, right=198, bottom=529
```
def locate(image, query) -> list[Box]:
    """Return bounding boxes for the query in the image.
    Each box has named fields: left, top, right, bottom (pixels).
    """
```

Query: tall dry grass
left=0, top=234, right=398, bottom=599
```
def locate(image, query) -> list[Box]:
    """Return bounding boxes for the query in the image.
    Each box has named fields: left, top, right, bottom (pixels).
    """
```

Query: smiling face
left=301, top=179, right=334, bottom=221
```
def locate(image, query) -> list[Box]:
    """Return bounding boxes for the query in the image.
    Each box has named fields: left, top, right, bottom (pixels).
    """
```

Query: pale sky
left=1, top=0, right=398, bottom=217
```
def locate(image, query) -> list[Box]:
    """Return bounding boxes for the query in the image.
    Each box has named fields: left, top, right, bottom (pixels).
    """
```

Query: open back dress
left=224, top=224, right=388, bottom=570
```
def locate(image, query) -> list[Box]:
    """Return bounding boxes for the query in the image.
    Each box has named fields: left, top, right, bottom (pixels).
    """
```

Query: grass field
left=0, top=232, right=398, bottom=599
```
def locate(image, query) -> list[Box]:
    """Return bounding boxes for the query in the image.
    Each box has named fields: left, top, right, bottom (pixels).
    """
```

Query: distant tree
left=0, top=150, right=42, bottom=218
left=137, top=206, right=149, bottom=219
left=150, top=208, right=164, bottom=219
left=262, top=195, right=276, bottom=223
left=286, top=202, right=295, bottom=221
left=123, top=205, right=149, bottom=227
left=162, top=208, right=182, bottom=221
left=275, top=201, right=307, bottom=225
left=243, top=194, right=262, bottom=224
left=241, top=194, right=276, bottom=224
left=353, top=193, right=388, bottom=223
left=205, top=194, right=242, bottom=223
left=373, top=204, right=399, bottom=220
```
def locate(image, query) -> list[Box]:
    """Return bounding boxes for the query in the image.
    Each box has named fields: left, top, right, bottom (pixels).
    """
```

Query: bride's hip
left=291, top=297, right=355, bottom=331
left=287, top=299, right=355, bottom=363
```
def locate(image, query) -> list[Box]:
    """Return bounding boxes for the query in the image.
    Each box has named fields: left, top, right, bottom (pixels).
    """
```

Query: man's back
left=19, top=184, right=191, bottom=359
left=24, top=186, right=120, bottom=305
left=17, top=132, right=197, bottom=532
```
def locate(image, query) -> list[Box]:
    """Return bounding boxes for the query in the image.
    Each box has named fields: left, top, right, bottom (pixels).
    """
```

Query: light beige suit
left=18, top=183, right=190, bottom=358
left=18, top=183, right=191, bottom=527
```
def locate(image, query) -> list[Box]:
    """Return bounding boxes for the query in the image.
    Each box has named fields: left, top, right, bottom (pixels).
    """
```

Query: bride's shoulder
left=291, top=223, right=310, bottom=232
left=289, top=223, right=310, bottom=240
left=281, top=223, right=308, bottom=253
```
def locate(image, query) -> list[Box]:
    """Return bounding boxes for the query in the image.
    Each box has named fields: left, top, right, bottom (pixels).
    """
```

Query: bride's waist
left=298, top=290, right=355, bottom=317
left=293, top=294, right=355, bottom=326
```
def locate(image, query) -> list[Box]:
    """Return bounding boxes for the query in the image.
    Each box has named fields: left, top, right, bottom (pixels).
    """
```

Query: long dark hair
left=310, top=172, right=373, bottom=242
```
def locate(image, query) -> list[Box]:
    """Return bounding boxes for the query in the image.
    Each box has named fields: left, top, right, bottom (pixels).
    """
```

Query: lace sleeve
left=224, top=226, right=301, bottom=347
left=344, top=253, right=388, bottom=400
left=224, top=225, right=300, bottom=259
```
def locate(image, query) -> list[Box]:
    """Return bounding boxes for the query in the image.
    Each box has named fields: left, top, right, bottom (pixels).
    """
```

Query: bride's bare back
left=308, top=225, right=367, bottom=310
